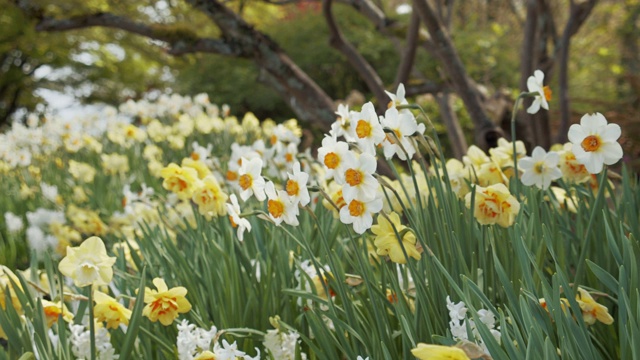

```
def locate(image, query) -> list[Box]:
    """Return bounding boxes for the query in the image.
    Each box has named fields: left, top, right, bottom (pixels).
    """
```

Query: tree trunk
left=412, top=0, right=502, bottom=150
left=437, top=91, right=467, bottom=159
left=186, top=0, right=337, bottom=132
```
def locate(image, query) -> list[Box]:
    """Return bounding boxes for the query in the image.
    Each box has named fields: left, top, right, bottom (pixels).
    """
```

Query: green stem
left=572, top=167, right=608, bottom=290
left=511, top=95, right=524, bottom=195
left=87, top=286, right=96, bottom=360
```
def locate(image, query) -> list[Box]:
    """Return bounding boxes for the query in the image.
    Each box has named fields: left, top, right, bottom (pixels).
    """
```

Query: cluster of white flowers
left=315, top=85, right=427, bottom=234
left=263, top=328, right=305, bottom=360
left=446, top=296, right=501, bottom=355
left=69, top=324, right=118, bottom=360
left=176, top=320, right=218, bottom=360
left=25, top=208, right=66, bottom=258
left=176, top=320, right=261, bottom=360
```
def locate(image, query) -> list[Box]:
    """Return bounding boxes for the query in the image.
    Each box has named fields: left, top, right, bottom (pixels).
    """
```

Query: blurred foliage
left=2, top=0, right=639, bottom=164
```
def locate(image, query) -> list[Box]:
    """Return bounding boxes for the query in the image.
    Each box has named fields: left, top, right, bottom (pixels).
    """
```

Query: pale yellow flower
left=411, top=343, right=470, bottom=360
left=371, top=212, right=421, bottom=264
left=192, top=175, right=228, bottom=217
left=101, top=153, right=130, bottom=175
left=1, top=265, right=23, bottom=314
left=193, top=351, right=216, bottom=360
left=94, top=290, right=132, bottom=329
left=41, top=299, right=74, bottom=328
left=58, top=236, right=116, bottom=287
left=575, top=288, right=614, bottom=325
left=67, top=205, right=108, bottom=236
left=160, top=163, right=200, bottom=200
left=142, top=278, right=191, bottom=326
left=72, top=186, right=89, bottom=203
left=465, top=184, right=520, bottom=228
left=181, top=157, right=211, bottom=179
left=69, top=160, right=97, bottom=183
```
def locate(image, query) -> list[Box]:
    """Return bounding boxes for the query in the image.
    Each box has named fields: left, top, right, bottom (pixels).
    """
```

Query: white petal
left=545, top=151, right=560, bottom=166
left=531, top=146, right=545, bottom=160
left=527, top=99, right=541, bottom=114
left=521, top=171, right=536, bottom=187
left=601, top=124, right=621, bottom=142
left=601, top=142, right=623, bottom=165
left=567, top=125, right=586, bottom=144
left=534, top=70, right=545, bottom=83
left=518, top=157, right=535, bottom=170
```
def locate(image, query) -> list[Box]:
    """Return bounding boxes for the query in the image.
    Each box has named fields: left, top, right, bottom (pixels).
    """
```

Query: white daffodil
left=331, top=104, right=356, bottom=141
left=526, top=69, right=551, bottom=114
left=518, top=146, right=562, bottom=189
left=350, top=102, right=385, bottom=156
left=286, top=161, right=311, bottom=206
left=264, top=181, right=299, bottom=226
left=380, top=106, right=418, bottom=160
left=339, top=195, right=384, bottom=234
left=317, top=135, right=351, bottom=183
left=226, top=194, right=252, bottom=241
left=238, top=157, right=266, bottom=201
left=341, top=152, right=379, bottom=202
left=567, top=113, right=623, bottom=174
left=385, top=83, right=408, bottom=109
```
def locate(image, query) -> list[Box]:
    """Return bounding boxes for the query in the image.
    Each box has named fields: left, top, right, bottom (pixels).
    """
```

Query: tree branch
left=394, top=10, right=420, bottom=87
left=322, top=0, right=388, bottom=108
left=34, top=12, right=241, bottom=57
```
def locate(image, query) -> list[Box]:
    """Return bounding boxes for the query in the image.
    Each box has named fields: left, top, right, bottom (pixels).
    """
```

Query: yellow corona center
left=581, top=135, right=601, bottom=152
left=239, top=174, right=252, bottom=190
left=268, top=199, right=284, bottom=218
left=348, top=199, right=365, bottom=217
left=285, top=153, right=294, bottom=163
left=229, top=216, right=238, bottom=228
left=270, top=135, right=278, bottom=145
left=355, top=120, right=372, bottom=138
left=286, top=179, right=300, bottom=196
left=175, top=179, right=188, bottom=191
left=534, top=161, right=545, bottom=174
left=543, top=86, right=552, bottom=101
left=345, top=168, right=363, bottom=186
left=324, top=152, right=340, bottom=169
left=190, top=152, right=200, bottom=160
left=479, top=196, right=499, bottom=219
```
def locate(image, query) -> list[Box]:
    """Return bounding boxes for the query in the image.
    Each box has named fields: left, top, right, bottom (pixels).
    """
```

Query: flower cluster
left=446, top=296, right=501, bottom=355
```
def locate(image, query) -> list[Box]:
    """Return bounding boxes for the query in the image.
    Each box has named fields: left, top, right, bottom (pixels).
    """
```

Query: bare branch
left=33, top=12, right=241, bottom=57
left=322, top=0, right=388, bottom=108
left=394, top=11, right=420, bottom=87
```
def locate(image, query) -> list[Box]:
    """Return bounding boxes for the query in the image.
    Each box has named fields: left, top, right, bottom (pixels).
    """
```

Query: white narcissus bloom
left=518, top=146, right=562, bottom=189
left=350, top=102, right=385, bottom=156
left=385, top=83, right=408, bottom=109
left=339, top=195, right=384, bottom=234
left=238, top=157, right=266, bottom=201
left=380, top=106, right=418, bottom=160
left=226, top=194, right=251, bottom=241
left=526, top=69, right=551, bottom=114
left=331, top=103, right=356, bottom=142
left=58, top=236, right=116, bottom=287
left=264, top=181, right=299, bottom=226
left=4, top=211, right=24, bottom=233
left=341, top=152, right=379, bottom=202
left=567, top=113, right=623, bottom=174
left=286, top=161, right=311, bottom=206
left=317, top=135, right=351, bottom=183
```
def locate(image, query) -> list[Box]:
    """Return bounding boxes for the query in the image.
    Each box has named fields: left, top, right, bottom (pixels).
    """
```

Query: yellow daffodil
left=371, top=212, right=421, bottom=264
left=192, top=175, right=228, bottom=217
left=1, top=265, right=23, bottom=314
left=94, top=290, right=132, bottom=329
left=58, top=236, right=116, bottom=288
left=181, top=158, right=211, bottom=179
left=142, top=278, right=191, bottom=326
left=160, top=163, right=201, bottom=200
left=411, top=343, right=470, bottom=360
left=575, top=288, right=614, bottom=325
left=465, top=184, right=520, bottom=228
left=41, top=299, right=73, bottom=328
